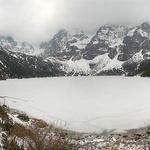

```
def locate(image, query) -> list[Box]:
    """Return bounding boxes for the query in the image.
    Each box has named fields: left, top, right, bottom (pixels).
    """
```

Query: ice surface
left=0, top=76, right=150, bottom=133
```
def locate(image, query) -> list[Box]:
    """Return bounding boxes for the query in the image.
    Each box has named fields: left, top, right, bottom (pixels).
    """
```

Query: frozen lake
left=0, top=76, right=150, bottom=133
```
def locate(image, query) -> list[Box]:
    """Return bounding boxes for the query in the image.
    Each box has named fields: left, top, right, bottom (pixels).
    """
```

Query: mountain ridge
left=39, top=22, right=150, bottom=76
left=1, top=22, right=150, bottom=79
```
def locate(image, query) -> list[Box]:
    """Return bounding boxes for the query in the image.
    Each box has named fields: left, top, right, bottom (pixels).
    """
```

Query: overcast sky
left=0, top=0, right=150, bottom=45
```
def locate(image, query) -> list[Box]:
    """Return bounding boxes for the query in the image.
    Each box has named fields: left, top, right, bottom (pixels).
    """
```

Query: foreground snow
left=0, top=104, right=147, bottom=150
left=0, top=76, right=150, bottom=133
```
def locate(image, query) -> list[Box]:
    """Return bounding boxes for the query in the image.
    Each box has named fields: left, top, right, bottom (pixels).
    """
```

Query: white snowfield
left=0, top=76, right=150, bottom=133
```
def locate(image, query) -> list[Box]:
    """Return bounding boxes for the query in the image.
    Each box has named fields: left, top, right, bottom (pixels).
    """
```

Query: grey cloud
left=0, top=0, right=150, bottom=45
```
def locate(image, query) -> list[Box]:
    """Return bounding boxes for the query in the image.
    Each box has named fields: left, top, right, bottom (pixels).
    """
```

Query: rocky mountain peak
left=53, top=29, right=68, bottom=42
left=140, top=22, right=150, bottom=33
left=0, top=35, right=34, bottom=55
left=41, top=29, right=91, bottom=60
left=2, top=22, right=150, bottom=78
left=20, top=42, right=34, bottom=54
left=5, top=36, right=15, bottom=43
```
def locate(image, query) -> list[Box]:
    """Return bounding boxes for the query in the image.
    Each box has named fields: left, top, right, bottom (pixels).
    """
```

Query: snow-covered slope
left=39, top=22, right=150, bottom=76
left=0, top=46, right=65, bottom=79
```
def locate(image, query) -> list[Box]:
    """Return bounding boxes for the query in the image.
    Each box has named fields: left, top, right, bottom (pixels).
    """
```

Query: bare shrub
left=0, top=104, right=9, bottom=123
left=32, top=119, right=48, bottom=128
left=0, top=104, right=91, bottom=149
left=17, top=114, right=29, bottom=122
left=25, top=125, right=77, bottom=150
left=10, top=123, right=34, bottom=139
left=2, top=135, right=24, bottom=150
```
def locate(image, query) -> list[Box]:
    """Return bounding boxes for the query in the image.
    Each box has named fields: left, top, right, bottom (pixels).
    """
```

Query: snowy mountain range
left=1, top=22, right=150, bottom=79
left=39, top=22, right=150, bottom=76
left=0, top=36, right=35, bottom=55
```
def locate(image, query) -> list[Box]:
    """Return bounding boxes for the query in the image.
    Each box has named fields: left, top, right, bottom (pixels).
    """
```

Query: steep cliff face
left=40, top=29, right=91, bottom=60
left=39, top=23, right=150, bottom=76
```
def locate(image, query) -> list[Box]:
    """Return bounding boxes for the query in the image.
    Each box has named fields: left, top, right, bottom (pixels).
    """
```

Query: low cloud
left=0, top=0, right=150, bottom=45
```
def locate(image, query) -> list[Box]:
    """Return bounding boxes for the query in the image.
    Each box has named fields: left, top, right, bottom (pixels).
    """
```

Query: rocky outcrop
left=40, top=29, right=91, bottom=60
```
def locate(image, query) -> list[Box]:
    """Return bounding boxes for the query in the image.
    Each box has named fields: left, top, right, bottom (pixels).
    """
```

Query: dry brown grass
left=0, top=104, right=79, bottom=149
left=0, top=104, right=9, bottom=122
left=32, top=118, right=48, bottom=128
left=6, top=120, right=76, bottom=150
left=10, top=123, right=34, bottom=139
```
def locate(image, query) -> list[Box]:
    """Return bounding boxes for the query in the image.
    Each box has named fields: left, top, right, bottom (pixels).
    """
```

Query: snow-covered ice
left=0, top=76, right=150, bottom=133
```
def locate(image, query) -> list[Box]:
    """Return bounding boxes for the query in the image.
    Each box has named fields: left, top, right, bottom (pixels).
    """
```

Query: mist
left=0, top=0, right=150, bottom=45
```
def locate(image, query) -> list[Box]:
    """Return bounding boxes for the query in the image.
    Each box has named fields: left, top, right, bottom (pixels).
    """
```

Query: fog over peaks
left=0, top=0, right=150, bottom=45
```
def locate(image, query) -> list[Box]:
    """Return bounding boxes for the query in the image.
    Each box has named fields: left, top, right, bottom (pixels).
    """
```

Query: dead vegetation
left=0, top=103, right=150, bottom=150
left=31, top=118, right=48, bottom=128
left=0, top=104, right=78, bottom=150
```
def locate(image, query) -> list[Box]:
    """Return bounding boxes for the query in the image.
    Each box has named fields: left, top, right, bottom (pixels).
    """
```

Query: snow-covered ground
left=0, top=76, right=150, bottom=133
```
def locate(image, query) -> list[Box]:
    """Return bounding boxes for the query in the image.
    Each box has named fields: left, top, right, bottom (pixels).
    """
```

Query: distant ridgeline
left=1, top=22, right=150, bottom=79
left=0, top=47, right=65, bottom=80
